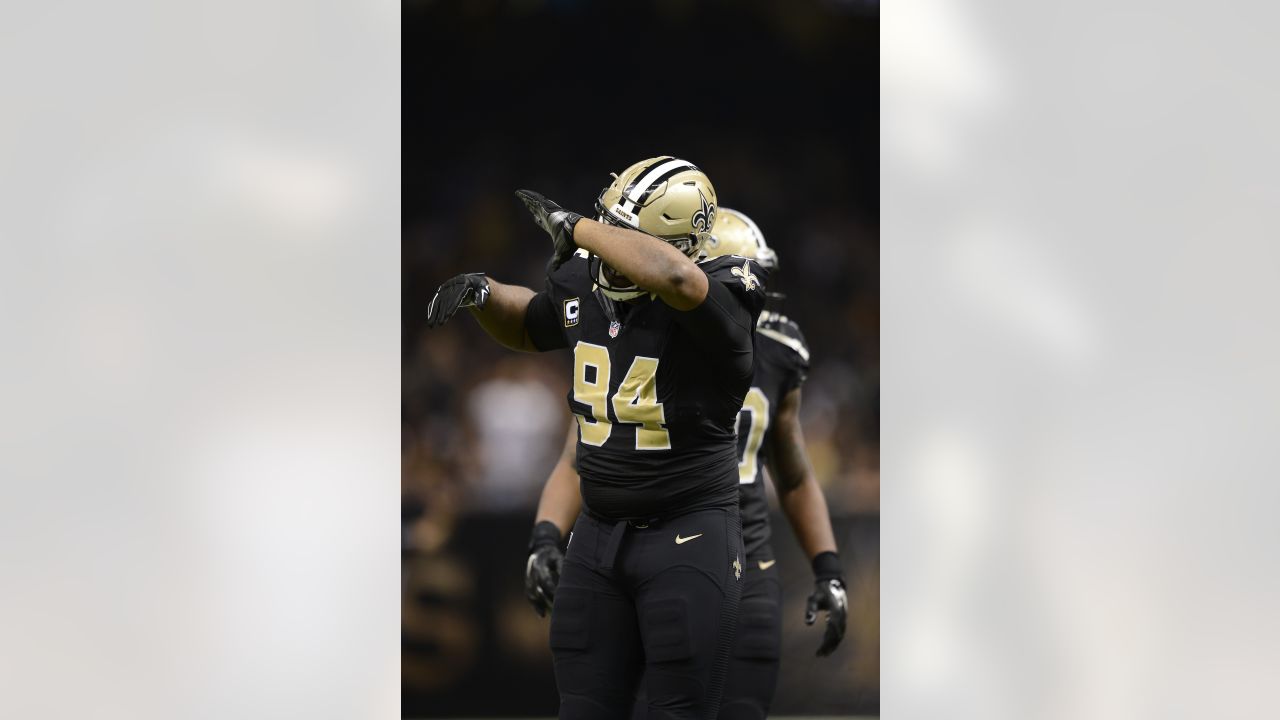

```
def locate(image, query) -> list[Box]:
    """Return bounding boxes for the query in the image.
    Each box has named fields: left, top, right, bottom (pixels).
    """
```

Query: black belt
left=583, top=505, right=662, bottom=528
left=590, top=512, right=663, bottom=570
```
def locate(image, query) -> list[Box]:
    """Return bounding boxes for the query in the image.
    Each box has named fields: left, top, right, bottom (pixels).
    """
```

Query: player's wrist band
left=811, top=551, right=842, bottom=582
left=566, top=213, right=584, bottom=242
left=529, top=520, right=563, bottom=552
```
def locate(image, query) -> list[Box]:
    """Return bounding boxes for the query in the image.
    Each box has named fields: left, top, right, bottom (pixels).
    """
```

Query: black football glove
left=805, top=551, right=849, bottom=657
left=514, top=189, right=582, bottom=273
left=426, top=273, right=490, bottom=328
left=525, top=520, right=564, bottom=617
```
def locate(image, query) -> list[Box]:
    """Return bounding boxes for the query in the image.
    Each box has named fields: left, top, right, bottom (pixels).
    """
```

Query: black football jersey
left=734, top=310, right=810, bottom=562
left=524, top=252, right=770, bottom=521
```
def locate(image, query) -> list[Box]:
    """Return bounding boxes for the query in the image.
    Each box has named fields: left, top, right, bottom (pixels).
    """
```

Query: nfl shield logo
left=608, top=321, right=621, bottom=338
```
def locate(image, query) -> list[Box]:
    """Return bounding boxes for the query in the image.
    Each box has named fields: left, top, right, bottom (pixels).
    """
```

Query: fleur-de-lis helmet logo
left=691, top=189, right=715, bottom=235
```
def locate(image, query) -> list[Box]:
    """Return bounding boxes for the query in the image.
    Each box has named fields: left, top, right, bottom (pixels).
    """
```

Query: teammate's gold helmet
left=594, top=156, right=718, bottom=300
left=703, top=207, right=778, bottom=269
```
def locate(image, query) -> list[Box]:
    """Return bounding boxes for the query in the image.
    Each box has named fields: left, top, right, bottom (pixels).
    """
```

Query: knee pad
left=733, top=597, right=780, bottom=660
left=641, top=596, right=693, bottom=663
left=551, top=588, right=596, bottom=700
left=640, top=596, right=704, bottom=714
left=720, top=587, right=780, bottom=718
left=550, top=588, right=592, bottom=652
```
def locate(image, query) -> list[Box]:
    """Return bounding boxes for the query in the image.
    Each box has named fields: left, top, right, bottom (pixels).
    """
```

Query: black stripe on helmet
left=621, top=156, right=674, bottom=197
left=632, top=162, right=698, bottom=207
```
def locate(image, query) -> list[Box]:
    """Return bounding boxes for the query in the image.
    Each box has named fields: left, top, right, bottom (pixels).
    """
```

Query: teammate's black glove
left=426, top=273, right=490, bottom=328
left=805, top=551, right=848, bottom=657
left=515, top=189, right=582, bottom=273
left=525, top=520, right=564, bottom=617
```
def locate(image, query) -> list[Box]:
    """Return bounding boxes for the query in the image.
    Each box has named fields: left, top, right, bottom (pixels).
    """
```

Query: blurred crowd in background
left=403, top=0, right=877, bottom=714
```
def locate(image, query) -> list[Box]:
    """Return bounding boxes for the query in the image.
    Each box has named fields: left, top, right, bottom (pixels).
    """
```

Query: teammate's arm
left=766, top=385, right=848, bottom=656
left=768, top=386, right=837, bottom=558
left=535, top=423, right=582, bottom=534
left=526, top=423, right=581, bottom=616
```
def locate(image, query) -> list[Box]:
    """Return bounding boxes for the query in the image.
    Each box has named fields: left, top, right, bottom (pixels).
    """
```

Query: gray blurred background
left=402, top=0, right=879, bottom=715
left=8, top=0, right=1280, bottom=718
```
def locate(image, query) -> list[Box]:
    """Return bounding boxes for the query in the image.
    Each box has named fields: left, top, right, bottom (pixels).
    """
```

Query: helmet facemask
left=588, top=252, right=646, bottom=302
left=591, top=196, right=710, bottom=302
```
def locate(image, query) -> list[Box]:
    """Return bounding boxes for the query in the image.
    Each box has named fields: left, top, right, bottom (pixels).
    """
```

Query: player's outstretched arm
left=515, top=189, right=707, bottom=310
left=766, top=385, right=848, bottom=656
left=426, top=273, right=542, bottom=352
left=468, top=278, right=542, bottom=351
left=526, top=423, right=581, bottom=617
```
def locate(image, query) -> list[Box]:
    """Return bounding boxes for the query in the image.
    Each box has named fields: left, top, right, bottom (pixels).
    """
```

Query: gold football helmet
left=593, top=156, right=718, bottom=300
left=703, top=207, right=778, bottom=269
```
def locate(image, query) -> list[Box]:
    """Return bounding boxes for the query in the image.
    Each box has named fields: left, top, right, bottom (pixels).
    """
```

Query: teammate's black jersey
left=734, top=311, right=810, bottom=561
left=524, top=252, right=769, bottom=521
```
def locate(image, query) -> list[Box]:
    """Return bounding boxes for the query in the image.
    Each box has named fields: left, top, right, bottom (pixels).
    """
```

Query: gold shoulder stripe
left=757, top=327, right=810, bottom=363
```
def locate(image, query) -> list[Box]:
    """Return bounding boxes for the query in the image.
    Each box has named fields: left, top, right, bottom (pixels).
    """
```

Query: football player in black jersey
left=426, top=157, right=770, bottom=719
left=526, top=208, right=848, bottom=720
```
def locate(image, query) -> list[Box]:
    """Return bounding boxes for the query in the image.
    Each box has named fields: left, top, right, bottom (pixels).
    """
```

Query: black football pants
left=631, top=558, right=783, bottom=720
left=551, top=506, right=744, bottom=720
left=717, top=559, right=782, bottom=719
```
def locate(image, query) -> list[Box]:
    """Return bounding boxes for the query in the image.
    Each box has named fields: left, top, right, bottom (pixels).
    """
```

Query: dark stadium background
left=403, top=0, right=878, bottom=716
